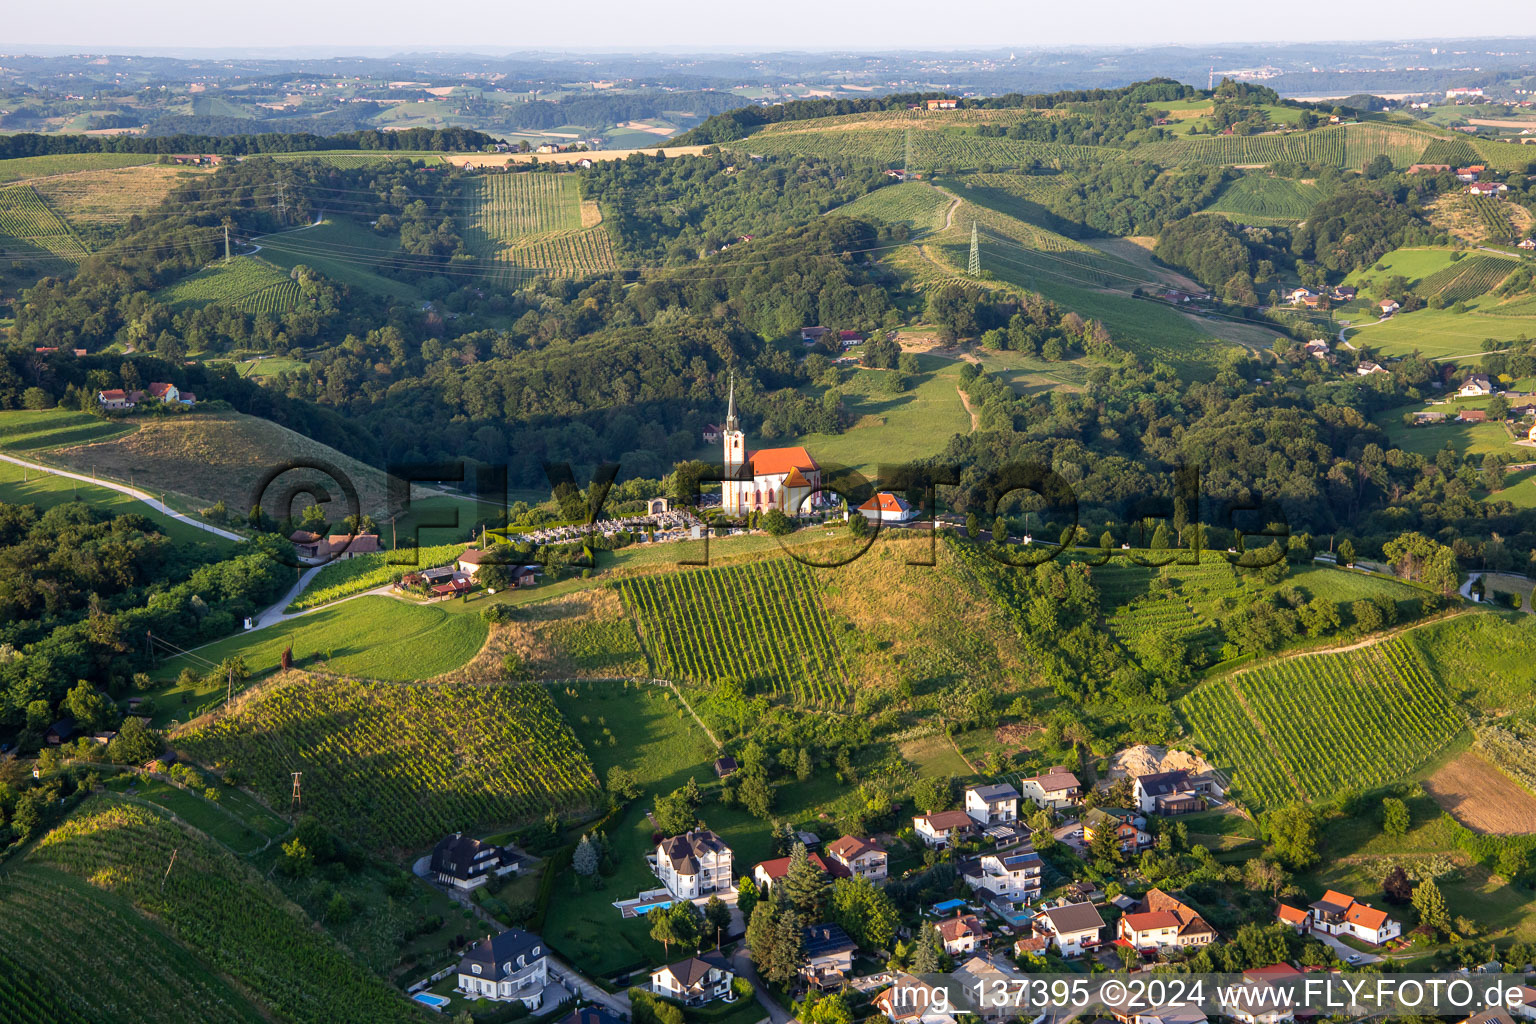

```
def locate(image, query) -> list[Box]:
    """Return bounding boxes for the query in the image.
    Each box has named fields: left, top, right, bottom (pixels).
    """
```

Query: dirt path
left=942, top=195, right=961, bottom=231
left=957, top=387, right=981, bottom=431
left=1232, top=607, right=1472, bottom=661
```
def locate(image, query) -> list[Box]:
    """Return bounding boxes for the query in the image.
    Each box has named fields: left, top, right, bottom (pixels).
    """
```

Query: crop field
left=0, top=183, right=90, bottom=267
left=469, top=172, right=583, bottom=237
left=1180, top=636, right=1464, bottom=810
left=158, top=256, right=303, bottom=314
left=178, top=676, right=599, bottom=849
left=1419, top=137, right=1482, bottom=165
left=0, top=408, right=133, bottom=451
left=0, top=152, right=157, bottom=183
left=29, top=797, right=421, bottom=1024
left=1203, top=174, right=1326, bottom=224
left=287, top=542, right=468, bottom=610
left=1416, top=253, right=1518, bottom=302
left=618, top=559, right=851, bottom=705
left=493, top=225, right=619, bottom=286
left=835, top=181, right=952, bottom=233
left=465, top=173, right=616, bottom=286
left=0, top=862, right=267, bottom=1024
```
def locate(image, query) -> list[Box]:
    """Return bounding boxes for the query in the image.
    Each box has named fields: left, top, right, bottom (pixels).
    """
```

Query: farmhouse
left=45, top=719, right=76, bottom=745
left=430, top=832, right=517, bottom=890
left=801, top=922, right=857, bottom=989
left=719, top=378, right=824, bottom=517
left=1330, top=285, right=1358, bottom=302
left=649, top=952, right=734, bottom=1005
left=857, top=492, right=919, bottom=524
left=456, top=548, right=490, bottom=576
left=913, top=809, right=979, bottom=848
left=1460, top=373, right=1495, bottom=397
left=1017, top=767, right=1081, bottom=809
left=825, top=835, right=887, bottom=881
left=1083, top=807, right=1151, bottom=852
left=965, top=783, right=1021, bottom=825
left=1459, top=409, right=1488, bottom=423
left=1520, top=238, right=1536, bottom=250
left=1306, top=889, right=1401, bottom=945
left=289, top=530, right=325, bottom=561
left=937, top=912, right=990, bottom=955
left=96, top=389, right=136, bottom=410
left=323, top=533, right=381, bottom=560
left=1037, top=901, right=1105, bottom=955
left=1468, top=181, right=1509, bottom=196
left=145, top=382, right=195, bottom=406
left=654, top=830, right=733, bottom=900
left=1286, top=287, right=1316, bottom=305
left=962, top=849, right=1043, bottom=905
left=1275, top=903, right=1310, bottom=931
left=1303, top=340, right=1330, bottom=359
left=1378, top=299, right=1400, bottom=315
left=455, top=929, right=549, bottom=1008
left=1356, top=361, right=1388, bottom=375
left=1133, top=770, right=1203, bottom=815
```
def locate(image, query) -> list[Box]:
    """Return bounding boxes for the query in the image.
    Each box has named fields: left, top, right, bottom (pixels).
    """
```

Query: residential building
left=457, top=548, right=490, bottom=576
left=875, top=974, right=958, bottom=1024
left=1119, top=889, right=1217, bottom=951
left=289, top=530, right=324, bottom=561
left=649, top=952, right=734, bottom=1005
left=1037, top=901, right=1106, bottom=956
left=753, top=851, right=836, bottom=891
left=1013, top=935, right=1049, bottom=959
left=1307, top=889, right=1400, bottom=945
left=1330, top=285, right=1358, bottom=302
left=1221, top=965, right=1303, bottom=1024
left=1016, top=767, right=1081, bottom=809
left=145, top=381, right=195, bottom=406
left=1459, top=409, right=1488, bottom=423
left=825, top=835, right=887, bottom=882
left=1303, top=339, right=1330, bottom=359
left=926, top=99, right=958, bottom=110
left=654, top=830, right=733, bottom=900
left=1286, top=287, right=1316, bottom=305
left=455, top=929, right=548, bottom=1008
left=801, top=923, right=856, bottom=989
left=1469, top=181, right=1510, bottom=196
left=1379, top=299, right=1400, bottom=315
left=1133, top=771, right=1203, bottom=815
left=963, top=849, right=1043, bottom=905
left=1083, top=807, right=1151, bottom=853
left=1275, top=903, right=1309, bottom=932
left=937, top=913, right=990, bottom=956
left=430, top=832, right=516, bottom=890
left=1460, top=373, right=1495, bottom=397
left=857, top=492, right=919, bottom=523
left=1356, top=361, right=1388, bottom=375
left=1457, top=1013, right=1519, bottom=1024
left=965, top=783, right=1021, bottom=825
left=1519, top=238, right=1536, bottom=250
left=45, top=719, right=76, bottom=745
left=324, top=533, right=381, bottom=560
left=913, top=809, right=979, bottom=848
left=1507, top=988, right=1536, bottom=1021
left=1118, top=910, right=1183, bottom=954
left=96, top=388, right=137, bottom=410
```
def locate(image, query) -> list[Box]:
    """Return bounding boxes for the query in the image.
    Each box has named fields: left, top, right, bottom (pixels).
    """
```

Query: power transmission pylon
left=967, top=222, right=980, bottom=277
left=223, top=223, right=230, bottom=263
left=290, top=771, right=303, bottom=812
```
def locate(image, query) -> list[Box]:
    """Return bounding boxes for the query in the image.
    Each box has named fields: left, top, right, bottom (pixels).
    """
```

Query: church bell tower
left=722, top=373, right=746, bottom=515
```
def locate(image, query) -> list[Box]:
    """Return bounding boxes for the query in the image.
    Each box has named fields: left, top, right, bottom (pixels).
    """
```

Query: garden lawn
left=1370, top=404, right=1517, bottom=458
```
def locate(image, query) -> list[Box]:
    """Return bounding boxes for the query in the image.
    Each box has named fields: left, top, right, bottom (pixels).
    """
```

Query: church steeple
left=724, top=372, right=738, bottom=433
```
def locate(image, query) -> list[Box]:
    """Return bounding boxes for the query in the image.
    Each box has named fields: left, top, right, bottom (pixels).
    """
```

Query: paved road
left=0, top=452, right=245, bottom=541
left=729, top=947, right=789, bottom=1024
left=1312, top=930, right=1382, bottom=965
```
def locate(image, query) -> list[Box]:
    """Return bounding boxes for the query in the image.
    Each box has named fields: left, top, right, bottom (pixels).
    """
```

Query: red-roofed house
left=145, top=381, right=195, bottom=406
left=825, top=835, right=887, bottom=881
left=1275, top=903, right=1309, bottom=932
left=1117, top=910, right=1183, bottom=953
left=752, top=851, right=839, bottom=890
left=858, top=492, right=918, bottom=524
left=936, top=913, right=989, bottom=955
left=913, top=809, right=978, bottom=848
left=1308, top=889, right=1400, bottom=945
left=97, top=389, right=136, bottom=411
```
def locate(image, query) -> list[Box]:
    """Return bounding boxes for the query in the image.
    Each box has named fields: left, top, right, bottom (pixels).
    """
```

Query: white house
left=1307, top=889, right=1401, bottom=945
left=1132, top=771, right=1202, bottom=815
left=455, top=929, right=548, bottom=1008
left=1017, top=767, right=1081, bottom=809
left=96, top=389, right=137, bottom=411
left=1037, top=901, right=1105, bottom=956
left=1459, top=373, right=1495, bottom=397
left=145, top=381, right=195, bottom=406
left=1286, top=287, right=1316, bottom=305
left=962, top=849, right=1043, bottom=904
left=801, top=922, right=857, bottom=990
left=654, top=830, right=733, bottom=900
left=857, top=492, right=919, bottom=524
left=1378, top=299, right=1400, bottom=315
left=913, top=809, right=978, bottom=848
left=825, top=835, right=887, bottom=882
left=650, top=953, right=734, bottom=1005
left=1356, top=361, right=1388, bottom=376
left=937, top=913, right=990, bottom=956
left=964, top=783, right=1020, bottom=825
left=875, top=974, right=958, bottom=1024
left=430, top=832, right=517, bottom=890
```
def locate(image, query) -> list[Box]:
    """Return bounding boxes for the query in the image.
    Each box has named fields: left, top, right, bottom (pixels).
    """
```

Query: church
left=719, top=377, right=823, bottom=517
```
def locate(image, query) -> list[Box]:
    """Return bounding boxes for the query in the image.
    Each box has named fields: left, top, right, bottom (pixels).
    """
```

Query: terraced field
left=0, top=183, right=90, bottom=267
left=158, top=256, right=303, bottom=314
left=1204, top=173, right=1326, bottom=225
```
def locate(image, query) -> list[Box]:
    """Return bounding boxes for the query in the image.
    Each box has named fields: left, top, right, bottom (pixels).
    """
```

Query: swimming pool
left=412, top=992, right=451, bottom=1010
left=932, top=898, right=967, bottom=914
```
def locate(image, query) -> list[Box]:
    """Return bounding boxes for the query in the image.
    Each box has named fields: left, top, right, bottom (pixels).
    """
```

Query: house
left=1013, top=934, right=1049, bottom=959
left=1356, top=361, right=1388, bottom=375
left=962, top=849, right=1043, bottom=905
left=1037, top=901, right=1105, bottom=956
left=1469, top=181, right=1509, bottom=196
left=965, top=783, right=1021, bottom=825
left=1330, top=285, right=1358, bottom=302
left=45, top=719, right=76, bottom=745
left=1111, top=1007, right=1208, bottom=1024
left=1133, top=771, right=1202, bottom=815
left=1508, top=988, right=1536, bottom=1022
left=825, top=835, right=887, bottom=882
left=801, top=326, right=830, bottom=344
left=1083, top=807, right=1151, bottom=853
left=145, top=382, right=194, bottom=406
left=96, top=388, right=138, bottom=410
left=1413, top=410, right=1448, bottom=424
left=752, top=850, right=837, bottom=890
left=913, top=809, right=979, bottom=848
left=1118, top=910, right=1181, bottom=953
left=1307, top=889, right=1401, bottom=945
left=926, top=99, right=958, bottom=110
left=1286, top=287, right=1316, bottom=305
left=1408, top=163, right=1452, bottom=174
left=456, top=548, right=490, bottom=576
left=1460, top=373, right=1495, bottom=396
left=655, top=830, right=732, bottom=900
left=1275, top=903, right=1310, bottom=932
left=937, top=913, right=990, bottom=956
left=712, top=755, right=738, bottom=779
left=702, top=423, right=723, bottom=443
left=1122, top=888, right=1217, bottom=949
left=837, top=329, right=865, bottom=348
left=1519, top=238, right=1536, bottom=250
left=1016, top=767, right=1081, bottom=809
left=875, top=974, right=957, bottom=1024
left=650, top=952, right=734, bottom=1005
left=1221, top=965, right=1303, bottom=1024
left=1303, top=339, right=1330, bottom=359
left=857, top=492, right=919, bottom=524
left=288, top=530, right=324, bottom=560
left=324, top=533, right=381, bottom=560
left=430, top=832, right=516, bottom=890
left=1456, top=1013, right=1520, bottom=1024
left=1457, top=163, right=1487, bottom=180
left=1459, top=408, right=1488, bottom=423
left=801, top=922, right=857, bottom=989
left=455, top=929, right=548, bottom=1008
left=1378, top=299, right=1400, bottom=315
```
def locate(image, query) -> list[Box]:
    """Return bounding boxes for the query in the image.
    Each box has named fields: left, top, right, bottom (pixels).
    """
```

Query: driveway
left=1053, top=822, right=1088, bottom=858
left=1312, top=931, right=1382, bottom=965
left=729, top=947, right=789, bottom=1024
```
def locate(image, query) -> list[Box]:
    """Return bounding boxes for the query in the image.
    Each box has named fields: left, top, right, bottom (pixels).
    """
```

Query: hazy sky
left=11, top=0, right=1536, bottom=52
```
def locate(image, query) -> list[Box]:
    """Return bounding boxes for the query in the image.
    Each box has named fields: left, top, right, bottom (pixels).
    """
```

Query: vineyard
left=1473, top=721, right=1536, bottom=794
left=1094, top=559, right=1224, bottom=662
left=30, top=164, right=207, bottom=234
left=464, top=171, right=618, bottom=286
left=1471, top=196, right=1517, bottom=243
left=733, top=128, right=1108, bottom=172
left=0, top=183, right=90, bottom=267
left=1419, top=137, right=1482, bottom=166
left=0, top=862, right=266, bottom=1024
left=493, top=226, right=620, bottom=286
left=1180, top=636, right=1463, bottom=810
left=1417, top=253, right=1517, bottom=302
left=267, top=150, right=448, bottom=168
left=0, top=151, right=156, bottom=183
left=158, top=256, right=303, bottom=314
left=29, top=797, right=420, bottom=1024
left=286, top=541, right=468, bottom=611
left=836, top=181, right=952, bottom=233
left=617, top=559, right=851, bottom=705
left=177, top=675, right=599, bottom=848
left=1203, top=174, right=1326, bottom=225
left=1142, top=123, right=1433, bottom=169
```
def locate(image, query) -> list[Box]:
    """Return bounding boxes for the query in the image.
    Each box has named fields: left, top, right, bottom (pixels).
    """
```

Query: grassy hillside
left=834, top=180, right=953, bottom=233
left=158, top=256, right=303, bottom=314
left=30, top=164, right=212, bottom=235
left=255, top=217, right=422, bottom=301
left=1203, top=173, right=1327, bottom=225
left=0, top=152, right=157, bottom=183
left=49, top=409, right=395, bottom=520
left=0, top=183, right=90, bottom=269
